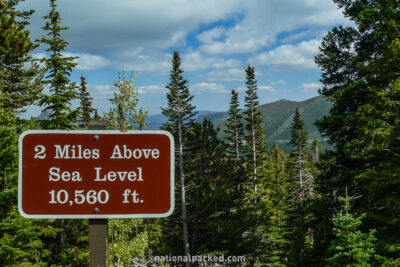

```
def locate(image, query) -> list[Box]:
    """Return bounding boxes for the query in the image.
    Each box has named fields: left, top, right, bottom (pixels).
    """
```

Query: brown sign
left=18, top=130, right=174, bottom=218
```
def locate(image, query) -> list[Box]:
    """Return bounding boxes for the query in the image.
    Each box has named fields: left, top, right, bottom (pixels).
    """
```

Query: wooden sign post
left=88, top=122, right=108, bottom=267
left=18, top=126, right=174, bottom=266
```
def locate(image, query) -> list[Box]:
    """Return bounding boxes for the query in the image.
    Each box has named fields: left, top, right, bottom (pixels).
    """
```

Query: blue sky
left=19, top=0, right=350, bottom=117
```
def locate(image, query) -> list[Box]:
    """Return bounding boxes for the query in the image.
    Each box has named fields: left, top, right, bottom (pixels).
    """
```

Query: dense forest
left=1, top=0, right=400, bottom=266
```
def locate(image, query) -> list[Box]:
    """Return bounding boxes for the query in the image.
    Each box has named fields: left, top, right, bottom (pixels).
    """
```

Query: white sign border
left=18, top=130, right=175, bottom=219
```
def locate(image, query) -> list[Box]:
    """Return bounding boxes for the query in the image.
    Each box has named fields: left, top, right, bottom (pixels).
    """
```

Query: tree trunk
left=252, top=124, right=257, bottom=194
left=178, top=121, right=190, bottom=266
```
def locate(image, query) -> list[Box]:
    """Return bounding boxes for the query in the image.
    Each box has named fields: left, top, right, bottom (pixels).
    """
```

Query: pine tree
left=241, top=65, right=268, bottom=264
left=161, top=51, right=196, bottom=262
left=261, top=142, right=290, bottom=265
left=35, top=1, right=88, bottom=264
left=185, top=119, right=229, bottom=255
left=289, top=108, right=313, bottom=198
left=78, top=75, right=95, bottom=128
left=0, top=2, right=61, bottom=265
left=103, top=71, right=148, bottom=130
left=287, top=108, right=314, bottom=264
left=224, top=89, right=245, bottom=163
left=327, top=188, right=377, bottom=266
left=37, top=0, right=79, bottom=129
left=0, top=0, right=42, bottom=112
left=243, top=64, right=267, bottom=196
left=314, top=0, right=400, bottom=259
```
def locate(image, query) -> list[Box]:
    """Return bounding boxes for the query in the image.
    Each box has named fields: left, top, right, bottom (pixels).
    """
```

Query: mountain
left=145, top=110, right=219, bottom=129
left=215, top=95, right=332, bottom=152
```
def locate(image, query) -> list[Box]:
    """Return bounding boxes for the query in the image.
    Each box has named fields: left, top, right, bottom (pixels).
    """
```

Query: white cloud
left=182, top=52, right=241, bottom=72
left=191, top=83, right=228, bottom=93
left=90, top=85, right=114, bottom=96
left=300, top=83, right=321, bottom=92
left=198, top=0, right=348, bottom=55
left=32, top=52, right=111, bottom=71
left=63, top=52, right=110, bottom=71
left=234, top=85, right=274, bottom=93
left=250, top=39, right=321, bottom=71
left=137, top=84, right=167, bottom=94
left=234, top=86, right=246, bottom=92
left=259, top=85, right=276, bottom=92
left=270, top=80, right=286, bottom=85
left=115, top=53, right=171, bottom=74
left=206, top=68, right=244, bottom=82
left=197, top=27, right=226, bottom=44
left=21, top=0, right=243, bottom=56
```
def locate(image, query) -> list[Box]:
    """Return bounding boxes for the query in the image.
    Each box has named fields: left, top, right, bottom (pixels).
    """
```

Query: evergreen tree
left=103, top=71, right=148, bottom=130
left=37, top=0, right=79, bottom=129
left=315, top=0, right=400, bottom=259
left=243, top=65, right=267, bottom=196
left=35, top=1, right=88, bottom=264
left=327, top=188, right=377, bottom=266
left=161, top=51, right=196, bottom=262
left=78, top=75, right=95, bottom=128
left=0, top=0, right=42, bottom=112
left=287, top=108, right=314, bottom=264
left=185, top=119, right=229, bottom=255
left=289, top=108, right=313, bottom=198
left=0, top=2, right=60, bottom=265
left=224, top=89, right=245, bottom=163
left=261, top=142, right=290, bottom=266
left=241, top=65, right=268, bottom=264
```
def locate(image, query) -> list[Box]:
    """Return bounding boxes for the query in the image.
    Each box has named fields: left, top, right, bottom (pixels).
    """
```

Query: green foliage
left=286, top=109, right=315, bottom=264
left=315, top=0, right=400, bottom=260
left=327, top=188, right=377, bottom=266
left=288, top=108, right=314, bottom=197
left=0, top=0, right=43, bottom=112
left=259, top=143, right=290, bottom=266
left=103, top=71, right=148, bottom=130
left=224, top=89, right=245, bottom=161
left=185, top=119, right=230, bottom=255
left=102, top=71, right=151, bottom=265
left=109, top=219, right=148, bottom=266
left=161, top=50, right=196, bottom=257
left=78, top=75, right=95, bottom=127
left=37, top=0, right=79, bottom=129
left=243, top=64, right=267, bottom=195
left=161, top=50, right=197, bottom=134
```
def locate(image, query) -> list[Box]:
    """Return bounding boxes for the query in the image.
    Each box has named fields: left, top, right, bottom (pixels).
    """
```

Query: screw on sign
left=18, top=130, right=174, bottom=219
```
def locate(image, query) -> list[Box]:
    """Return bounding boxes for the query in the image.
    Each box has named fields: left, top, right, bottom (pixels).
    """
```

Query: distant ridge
left=213, top=95, right=332, bottom=152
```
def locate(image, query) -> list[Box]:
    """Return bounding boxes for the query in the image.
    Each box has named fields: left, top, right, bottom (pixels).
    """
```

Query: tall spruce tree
left=243, top=65, right=267, bottom=196
left=161, top=51, right=196, bottom=262
left=315, top=0, right=400, bottom=260
left=241, top=65, right=268, bottom=265
left=36, top=1, right=88, bottom=264
left=185, top=119, right=229, bottom=255
left=224, top=89, right=245, bottom=163
left=289, top=108, right=313, bottom=197
left=0, top=0, right=42, bottom=112
left=38, top=0, right=79, bottom=129
left=261, top=142, right=290, bottom=266
left=78, top=75, right=95, bottom=128
left=287, top=108, right=314, bottom=264
left=0, top=2, right=61, bottom=264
